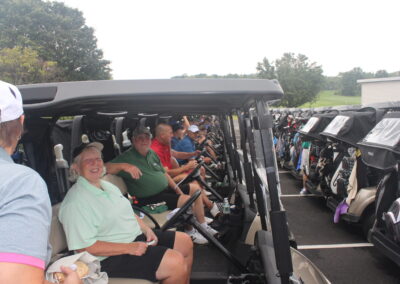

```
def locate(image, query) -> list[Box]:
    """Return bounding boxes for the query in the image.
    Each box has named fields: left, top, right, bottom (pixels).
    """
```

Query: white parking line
left=297, top=243, right=374, bottom=250
left=280, top=194, right=318, bottom=197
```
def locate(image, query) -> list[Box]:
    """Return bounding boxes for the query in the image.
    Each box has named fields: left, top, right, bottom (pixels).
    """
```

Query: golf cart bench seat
left=50, top=203, right=158, bottom=284
left=101, top=174, right=171, bottom=228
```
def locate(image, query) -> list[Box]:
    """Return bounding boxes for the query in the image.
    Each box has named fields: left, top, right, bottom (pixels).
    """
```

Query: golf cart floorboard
left=191, top=241, right=252, bottom=283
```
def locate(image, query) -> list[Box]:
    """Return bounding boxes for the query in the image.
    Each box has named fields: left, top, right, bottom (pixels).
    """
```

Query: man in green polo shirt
left=106, top=126, right=217, bottom=244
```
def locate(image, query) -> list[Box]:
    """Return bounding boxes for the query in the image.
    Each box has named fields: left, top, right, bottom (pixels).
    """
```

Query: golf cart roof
left=362, top=101, right=400, bottom=110
left=298, top=112, right=338, bottom=141
left=18, top=79, right=283, bottom=117
left=358, top=111, right=400, bottom=170
left=333, top=104, right=361, bottom=111
left=320, top=108, right=386, bottom=147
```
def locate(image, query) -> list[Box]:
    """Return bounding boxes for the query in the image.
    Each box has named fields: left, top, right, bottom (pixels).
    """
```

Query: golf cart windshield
left=362, top=118, right=400, bottom=148
left=300, top=116, right=319, bottom=133
left=322, top=115, right=350, bottom=136
left=358, top=112, right=400, bottom=170
left=320, top=109, right=384, bottom=147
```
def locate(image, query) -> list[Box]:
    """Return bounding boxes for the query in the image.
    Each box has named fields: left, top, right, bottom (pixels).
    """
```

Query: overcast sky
left=59, top=0, right=399, bottom=80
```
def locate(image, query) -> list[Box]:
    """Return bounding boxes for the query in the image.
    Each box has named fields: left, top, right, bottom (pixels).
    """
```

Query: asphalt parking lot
left=280, top=171, right=400, bottom=284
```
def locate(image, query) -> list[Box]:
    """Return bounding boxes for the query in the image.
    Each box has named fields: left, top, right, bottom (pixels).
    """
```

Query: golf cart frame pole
left=254, top=99, right=293, bottom=284
left=220, top=114, right=237, bottom=184
left=229, top=112, right=244, bottom=184
left=245, top=111, right=269, bottom=231
left=237, top=110, right=256, bottom=210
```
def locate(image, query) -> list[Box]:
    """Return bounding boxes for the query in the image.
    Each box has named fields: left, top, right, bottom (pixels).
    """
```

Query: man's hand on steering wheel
left=184, top=160, right=198, bottom=171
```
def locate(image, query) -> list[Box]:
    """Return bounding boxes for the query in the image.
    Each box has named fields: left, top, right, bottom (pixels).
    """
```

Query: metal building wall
left=358, top=77, right=400, bottom=105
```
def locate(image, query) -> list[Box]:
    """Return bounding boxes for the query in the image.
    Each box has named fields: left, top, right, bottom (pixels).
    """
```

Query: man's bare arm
left=171, top=149, right=200, bottom=160
left=105, top=162, right=142, bottom=179
left=165, top=173, right=184, bottom=195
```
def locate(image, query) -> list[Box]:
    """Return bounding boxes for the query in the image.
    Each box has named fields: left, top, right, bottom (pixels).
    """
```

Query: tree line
left=175, top=56, right=399, bottom=107
left=1, top=0, right=398, bottom=107
left=0, top=0, right=111, bottom=84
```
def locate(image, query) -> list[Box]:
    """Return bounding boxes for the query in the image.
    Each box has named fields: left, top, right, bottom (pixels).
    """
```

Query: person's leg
left=156, top=249, right=188, bottom=284
left=172, top=232, right=193, bottom=284
left=152, top=230, right=192, bottom=284
left=180, top=185, right=218, bottom=235
left=176, top=194, right=209, bottom=244
left=177, top=189, right=205, bottom=224
left=188, top=181, right=213, bottom=209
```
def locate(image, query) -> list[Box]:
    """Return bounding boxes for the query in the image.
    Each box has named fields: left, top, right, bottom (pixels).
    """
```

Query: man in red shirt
left=151, top=123, right=220, bottom=218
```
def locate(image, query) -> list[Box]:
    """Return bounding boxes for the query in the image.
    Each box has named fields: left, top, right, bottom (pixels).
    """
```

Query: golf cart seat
left=101, top=174, right=171, bottom=228
left=49, top=203, right=158, bottom=284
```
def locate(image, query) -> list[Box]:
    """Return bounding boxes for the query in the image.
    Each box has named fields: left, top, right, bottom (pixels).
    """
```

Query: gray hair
left=0, top=117, right=23, bottom=149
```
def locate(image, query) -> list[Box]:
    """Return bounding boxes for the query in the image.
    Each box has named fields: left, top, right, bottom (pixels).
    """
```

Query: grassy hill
left=299, top=90, right=361, bottom=108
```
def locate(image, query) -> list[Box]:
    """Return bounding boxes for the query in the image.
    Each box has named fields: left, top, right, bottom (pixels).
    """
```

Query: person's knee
left=176, top=231, right=193, bottom=253
left=189, top=182, right=199, bottom=194
left=166, top=250, right=187, bottom=274
left=157, top=250, right=187, bottom=281
left=177, top=194, right=190, bottom=207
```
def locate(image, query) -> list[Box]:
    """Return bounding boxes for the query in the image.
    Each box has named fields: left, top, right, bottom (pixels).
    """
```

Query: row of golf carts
left=17, top=79, right=330, bottom=284
left=271, top=103, right=400, bottom=267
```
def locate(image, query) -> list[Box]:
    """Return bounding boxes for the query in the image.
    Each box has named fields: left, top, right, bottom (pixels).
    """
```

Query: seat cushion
left=50, top=203, right=68, bottom=256
left=102, top=174, right=128, bottom=195
left=141, top=211, right=171, bottom=229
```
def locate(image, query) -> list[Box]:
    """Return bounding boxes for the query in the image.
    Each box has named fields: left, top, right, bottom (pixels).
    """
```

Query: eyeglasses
left=82, top=157, right=103, bottom=165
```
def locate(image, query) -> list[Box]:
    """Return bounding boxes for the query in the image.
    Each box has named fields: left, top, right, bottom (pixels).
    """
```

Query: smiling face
left=132, top=133, right=152, bottom=156
left=73, top=147, right=104, bottom=185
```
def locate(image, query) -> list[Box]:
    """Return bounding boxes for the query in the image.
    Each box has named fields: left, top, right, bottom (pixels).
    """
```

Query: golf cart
left=18, top=79, right=330, bottom=283
left=358, top=109, right=400, bottom=265
left=319, top=107, right=386, bottom=235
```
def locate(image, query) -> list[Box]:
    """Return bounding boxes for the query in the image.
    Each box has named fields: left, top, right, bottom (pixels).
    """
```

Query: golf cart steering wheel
left=176, top=160, right=203, bottom=185
left=197, top=138, right=209, bottom=151
left=161, top=190, right=201, bottom=231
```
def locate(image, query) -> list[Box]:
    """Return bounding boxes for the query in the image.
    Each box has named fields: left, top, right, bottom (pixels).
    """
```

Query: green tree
left=256, top=58, right=276, bottom=79
left=375, top=69, right=389, bottom=78
left=257, top=53, right=324, bottom=107
left=0, top=46, right=61, bottom=84
left=0, top=0, right=111, bottom=81
left=323, top=76, right=340, bottom=90
left=339, top=67, right=365, bottom=96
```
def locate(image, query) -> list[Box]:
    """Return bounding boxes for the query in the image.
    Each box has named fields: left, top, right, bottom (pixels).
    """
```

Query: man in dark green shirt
left=105, top=126, right=217, bottom=244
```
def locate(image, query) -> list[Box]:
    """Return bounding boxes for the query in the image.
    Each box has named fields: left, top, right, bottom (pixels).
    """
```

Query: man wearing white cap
left=173, top=125, right=212, bottom=166
left=0, top=81, right=80, bottom=284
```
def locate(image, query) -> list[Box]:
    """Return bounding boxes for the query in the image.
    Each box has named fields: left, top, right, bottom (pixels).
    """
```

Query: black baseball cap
left=72, top=142, right=104, bottom=159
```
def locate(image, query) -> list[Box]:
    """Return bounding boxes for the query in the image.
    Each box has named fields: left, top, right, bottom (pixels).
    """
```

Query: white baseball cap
left=188, top=125, right=199, bottom=133
left=0, top=81, right=23, bottom=123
